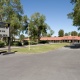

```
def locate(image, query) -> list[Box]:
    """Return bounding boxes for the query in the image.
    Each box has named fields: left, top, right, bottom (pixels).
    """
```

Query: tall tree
left=71, top=0, right=77, bottom=3
left=0, top=0, right=23, bottom=38
left=71, top=31, right=78, bottom=36
left=28, top=12, right=52, bottom=42
left=64, top=33, right=69, bottom=36
left=58, top=29, right=64, bottom=37
left=19, top=34, right=25, bottom=45
left=68, top=0, right=80, bottom=29
left=47, top=30, right=54, bottom=37
left=68, top=32, right=71, bottom=36
left=78, top=33, right=80, bottom=36
left=21, top=15, right=29, bottom=33
left=50, top=30, right=54, bottom=36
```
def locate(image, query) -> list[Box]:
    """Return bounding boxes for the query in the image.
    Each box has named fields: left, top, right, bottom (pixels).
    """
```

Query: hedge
left=0, top=41, right=5, bottom=47
left=12, top=41, right=22, bottom=46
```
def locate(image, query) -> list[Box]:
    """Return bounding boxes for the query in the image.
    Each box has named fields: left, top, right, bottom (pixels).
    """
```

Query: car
left=70, top=43, right=80, bottom=48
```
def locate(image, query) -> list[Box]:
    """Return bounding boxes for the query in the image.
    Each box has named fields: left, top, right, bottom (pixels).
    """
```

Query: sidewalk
left=0, top=46, right=26, bottom=50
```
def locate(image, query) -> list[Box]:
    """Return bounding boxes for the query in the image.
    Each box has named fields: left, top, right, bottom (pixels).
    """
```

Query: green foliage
left=58, top=29, right=64, bottom=37
left=0, top=1, right=53, bottom=43
left=23, top=41, right=28, bottom=45
left=47, top=34, right=52, bottom=37
left=12, top=41, right=22, bottom=46
left=0, top=0, right=24, bottom=37
left=12, top=43, right=69, bottom=53
left=0, top=41, right=5, bottom=47
left=19, top=34, right=25, bottom=41
left=23, top=40, right=37, bottom=45
left=78, top=33, right=80, bottom=36
left=39, top=40, right=49, bottom=44
left=64, top=33, right=69, bottom=36
left=30, top=12, right=47, bottom=41
left=71, top=31, right=78, bottom=36
left=47, top=30, right=54, bottom=37
left=71, top=0, right=77, bottom=3
left=68, top=32, right=71, bottom=36
left=21, top=15, right=29, bottom=33
left=28, top=12, right=53, bottom=43
left=30, top=41, right=38, bottom=45
left=50, top=29, right=54, bottom=36
left=68, top=0, right=80, bottom=29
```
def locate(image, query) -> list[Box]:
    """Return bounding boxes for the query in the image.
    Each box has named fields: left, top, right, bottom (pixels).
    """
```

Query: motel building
left=40, top=36, right=80, bottom=43
left=24, top=36, right=80, bottom=43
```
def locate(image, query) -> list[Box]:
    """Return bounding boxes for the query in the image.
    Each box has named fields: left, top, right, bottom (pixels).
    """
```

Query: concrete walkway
left=0, top=47, right=80, bottom=80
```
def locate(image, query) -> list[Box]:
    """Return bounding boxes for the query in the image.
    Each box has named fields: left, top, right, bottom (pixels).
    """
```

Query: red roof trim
left=24, top=36, right=80, bottom=41
left=40, top=36, right=80, bottom=41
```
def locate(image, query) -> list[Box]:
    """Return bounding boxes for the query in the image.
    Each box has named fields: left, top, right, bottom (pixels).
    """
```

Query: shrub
left=0, top=41, right=5, bottom=47
left=30, top=41, right=38, bottom=45
left=23, top=40, right=38, bottom=45
left=12, top=41, right=22, bottom=46
left=23, top=41, right=28, bottom=45
left=39, top=40, right=49, bottom=44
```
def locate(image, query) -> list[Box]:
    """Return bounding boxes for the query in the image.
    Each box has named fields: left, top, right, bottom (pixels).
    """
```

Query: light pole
left=28, top=23, right=30, bottom=50
left=8, top=23, right=11, bottom=53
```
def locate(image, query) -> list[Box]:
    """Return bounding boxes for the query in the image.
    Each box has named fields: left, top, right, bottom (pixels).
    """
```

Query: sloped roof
left=24, top=36, right=80, bottom=41
left=40, top=36, right=80, bottom=40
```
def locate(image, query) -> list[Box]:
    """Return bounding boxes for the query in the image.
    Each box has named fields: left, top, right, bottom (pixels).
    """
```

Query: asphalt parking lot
left=0, top=47, right=80, bottom=80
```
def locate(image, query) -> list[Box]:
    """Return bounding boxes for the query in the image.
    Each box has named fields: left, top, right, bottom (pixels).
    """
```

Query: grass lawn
left=12, top=43, right=69, bottom=54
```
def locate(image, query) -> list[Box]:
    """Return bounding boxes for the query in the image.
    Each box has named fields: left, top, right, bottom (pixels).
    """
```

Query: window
left=2, top=30, right=5, bottom=32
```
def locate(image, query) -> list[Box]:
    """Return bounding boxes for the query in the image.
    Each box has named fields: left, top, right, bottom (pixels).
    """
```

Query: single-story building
left=24, top=36, right=80, bottom=43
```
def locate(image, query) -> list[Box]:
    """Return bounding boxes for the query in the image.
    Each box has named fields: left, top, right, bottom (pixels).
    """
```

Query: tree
left=28, top=12, right=52, bottom=42
left=50, top=30, right=54, bottom=36
left=19, top=34, right=25, bottom=42
left=21, top=15, right=29, bottom=34
left=58, top=29, right=64, bottom=37
left=78, top=33, right=80, bottom=36
left=71, top=31, right=78, bottom=36
left=64, top=33, right=69, bottom=36
left=68, top=32, right=71, bottom=36
left=19, top=34, right=25, bottom=45
left=68, top=0, right=80, bottom=29
left=0, top=0, right=23, bottom=39
left=47, top=30, right=54, bottom=37
left=71, top=0, right=77, bottom=3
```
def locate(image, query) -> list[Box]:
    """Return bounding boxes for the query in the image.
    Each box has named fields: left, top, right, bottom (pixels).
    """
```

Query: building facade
left=24, top=36, right=80, bottom=43
left=40, top=36, right=80, bottom=43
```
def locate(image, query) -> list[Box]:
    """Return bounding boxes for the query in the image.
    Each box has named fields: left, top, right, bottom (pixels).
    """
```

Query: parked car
left=70, top=43, right=80, bottom=48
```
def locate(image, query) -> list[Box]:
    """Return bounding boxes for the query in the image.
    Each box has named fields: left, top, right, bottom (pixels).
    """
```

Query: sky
left=20, top=0, right=79, bottom=36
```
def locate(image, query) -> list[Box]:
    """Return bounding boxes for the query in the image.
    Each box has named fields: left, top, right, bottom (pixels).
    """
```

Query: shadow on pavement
left=0, top=51, right=17, bottom=55
left=64, top=43, right=80, bottom=49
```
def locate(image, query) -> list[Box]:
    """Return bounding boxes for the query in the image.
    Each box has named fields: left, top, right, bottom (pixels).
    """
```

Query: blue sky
left=20, top=0, right=79, bottom=36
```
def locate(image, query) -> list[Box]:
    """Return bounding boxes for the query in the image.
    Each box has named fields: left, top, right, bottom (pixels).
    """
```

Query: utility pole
left=8, top=23, right=11, bottom=53
left=28, top=24, right=30, bottom=50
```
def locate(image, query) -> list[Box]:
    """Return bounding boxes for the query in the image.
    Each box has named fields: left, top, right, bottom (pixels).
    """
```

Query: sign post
left=8, top=23, right=11, bottom=53
left=0, top=22, right=10, bottom=53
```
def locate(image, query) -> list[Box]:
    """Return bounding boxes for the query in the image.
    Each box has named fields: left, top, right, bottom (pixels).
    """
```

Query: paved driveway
left=0, top=47, right=80, bottom=80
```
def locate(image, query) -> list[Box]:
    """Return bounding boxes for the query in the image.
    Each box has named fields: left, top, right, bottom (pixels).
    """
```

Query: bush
left=12, top=41, right=22, bottom=46
left=23, top=41, right=28, bottom=45
left=23, top=41, right=38, bottom=45
left=30, top=41, right=38, bottom=45
left=39, top=40, right=49, bottom=44
left=0, top=41, right=5, bottom=47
